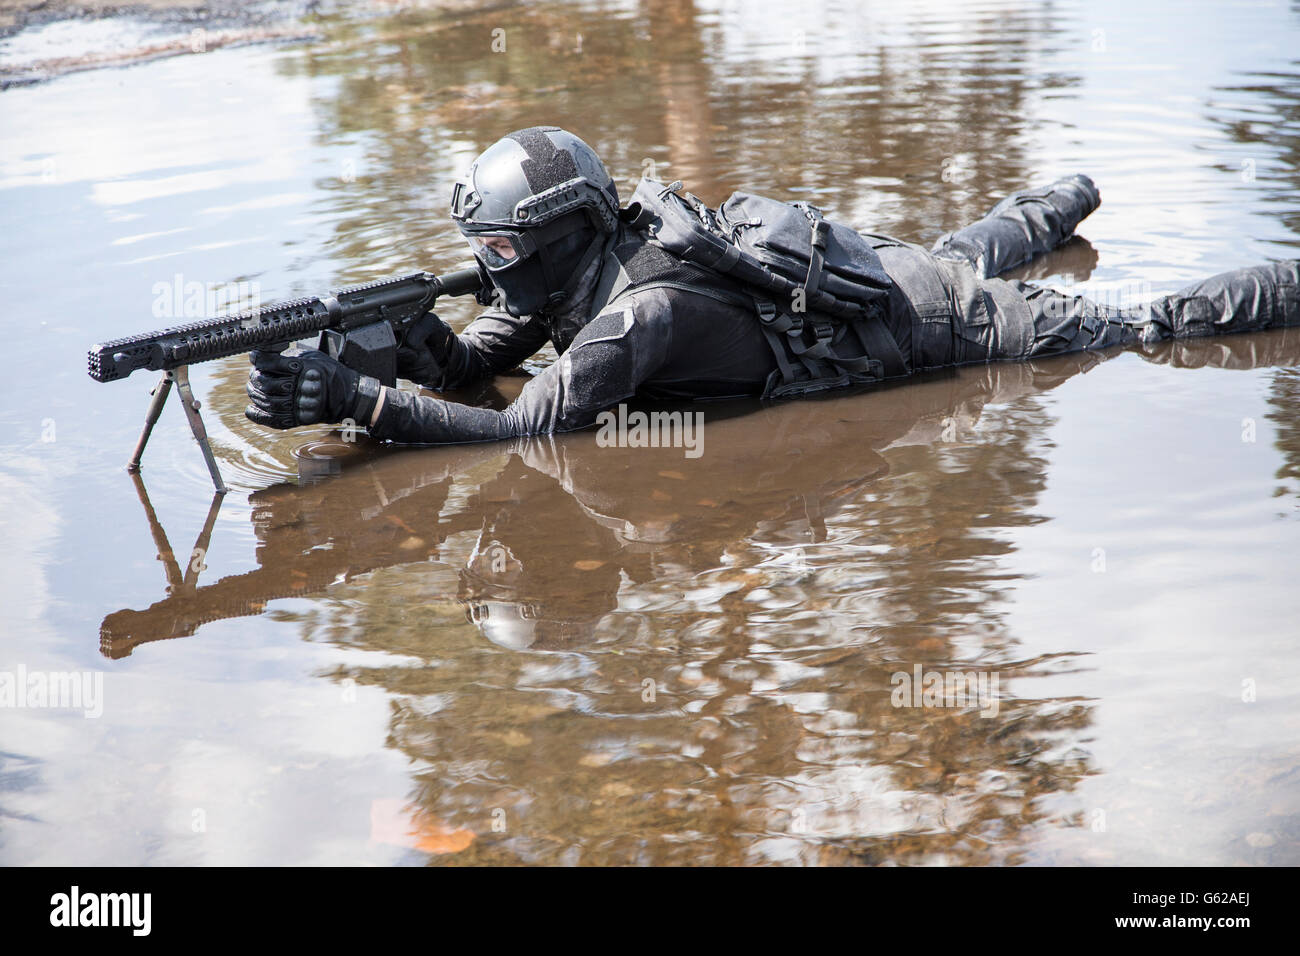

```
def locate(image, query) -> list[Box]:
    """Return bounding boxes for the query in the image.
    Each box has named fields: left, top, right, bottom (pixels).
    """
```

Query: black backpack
left=622, top=178, right=904, bottom=397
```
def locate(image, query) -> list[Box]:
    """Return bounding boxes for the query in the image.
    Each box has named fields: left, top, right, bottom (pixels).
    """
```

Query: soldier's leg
left=1134, top=260, right=1300, bottom=344
left=874, top=240, right=1130, bottom=369
left=878, top=238, right=1296, bottom=370
left=917, top=255, right=1135, bottom=364
left=931, top=175, right=1102, bottom=279
left=994, top=260, right=1300, bottom=362
left=1017, top=280, right=1139, bottom=358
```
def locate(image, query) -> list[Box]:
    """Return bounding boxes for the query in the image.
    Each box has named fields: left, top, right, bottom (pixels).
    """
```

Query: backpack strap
left=850, top=305, right=908, bottom=378
left=794, top=202, right=828, bottom=299
left=756, top=299, right=851, bottom=393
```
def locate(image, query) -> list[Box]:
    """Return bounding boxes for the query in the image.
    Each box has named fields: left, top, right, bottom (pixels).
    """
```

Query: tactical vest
left=590, top=177, right=908, bottom=399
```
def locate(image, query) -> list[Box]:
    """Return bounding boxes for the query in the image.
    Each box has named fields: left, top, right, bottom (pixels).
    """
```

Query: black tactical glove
left=396, top=311, right=456, bottom=387
left=245, top=349, right=382, bottom=430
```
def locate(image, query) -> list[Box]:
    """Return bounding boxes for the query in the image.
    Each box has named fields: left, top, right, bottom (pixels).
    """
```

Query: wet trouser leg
left=931, top=174, right=1102, bottom=279
left=1132, top=261, right=1300, bottom=345
left=873, top=174, right=1110, bottom=369
left=1014, top=260, right=1300, bottom=360
left=1014, top=279, right=1137, bottom=357
left=880, top=179, right=1300, bottom=368
left=879, top=248, right=1300, bottom=368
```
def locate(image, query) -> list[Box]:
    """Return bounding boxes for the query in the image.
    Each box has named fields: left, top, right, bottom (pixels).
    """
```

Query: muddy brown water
left=2, top=0, right=1300, bottom=865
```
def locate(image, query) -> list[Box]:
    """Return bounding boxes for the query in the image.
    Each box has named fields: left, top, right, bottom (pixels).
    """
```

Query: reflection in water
left=100, top=332, right=1300, bottom=863
left=1265, top=362, right=1300, bottom=505
left=280, top=0, right=1087, bottom=298
left=1211, top=57, right=1300, bottom=247
left=5, top=0, right=1300, bottom=865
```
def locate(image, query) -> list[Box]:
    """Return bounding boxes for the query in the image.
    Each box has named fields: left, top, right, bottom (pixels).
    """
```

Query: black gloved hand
left=396, top=311, right=456, bottom=387
left=245, top=349, right=381, bottom=430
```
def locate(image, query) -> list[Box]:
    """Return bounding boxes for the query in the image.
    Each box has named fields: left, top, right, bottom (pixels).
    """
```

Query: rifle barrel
left=88, top=267, right=482, bottom=383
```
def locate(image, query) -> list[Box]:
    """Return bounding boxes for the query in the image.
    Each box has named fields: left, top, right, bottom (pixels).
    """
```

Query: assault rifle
left=87, top=267, right=485, bottom=492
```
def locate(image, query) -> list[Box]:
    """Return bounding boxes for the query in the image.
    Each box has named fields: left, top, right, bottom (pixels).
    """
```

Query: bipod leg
left=173, top=365, right=227, bottom=495
left=127, top=371, right=174, bottom=475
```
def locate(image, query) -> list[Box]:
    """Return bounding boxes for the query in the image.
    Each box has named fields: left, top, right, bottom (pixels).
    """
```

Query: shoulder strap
left=592, top=230, right=756, bottom=313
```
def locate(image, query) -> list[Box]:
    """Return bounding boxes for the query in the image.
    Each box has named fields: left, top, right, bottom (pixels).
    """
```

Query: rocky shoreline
left=0, top=0, right=319, bottom=38
left=0, top=0, right=331, bottom=86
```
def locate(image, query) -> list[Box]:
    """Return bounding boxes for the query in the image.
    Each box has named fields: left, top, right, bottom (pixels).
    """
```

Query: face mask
left=466, top=217, right=601, bottom=317
left=487, top=254, right=554, bottom=317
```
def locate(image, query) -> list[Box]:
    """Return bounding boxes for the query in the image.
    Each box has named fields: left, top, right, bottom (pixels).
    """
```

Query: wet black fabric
left=371, top=283, right=769, bottom=443
left=872, top=175, right=1299, bottom=366
left=931, top=174, right=1102, bottom=279
left=369, top=176, right=1300, bottom=445
left=615, top=235, right=735, bottom=293
left=1138, top=262, right=1300, bottom=344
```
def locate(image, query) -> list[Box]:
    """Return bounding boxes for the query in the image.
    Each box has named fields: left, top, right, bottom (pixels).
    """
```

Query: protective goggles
left=459, top=229, right=536, bottom=271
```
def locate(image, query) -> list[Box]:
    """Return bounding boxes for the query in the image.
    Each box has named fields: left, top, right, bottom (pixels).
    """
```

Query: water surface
left=2, top=0, right=1299, bottom=865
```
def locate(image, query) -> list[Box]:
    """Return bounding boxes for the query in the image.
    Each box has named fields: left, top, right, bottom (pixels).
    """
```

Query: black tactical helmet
left=451, top=127, right=620, bottom=317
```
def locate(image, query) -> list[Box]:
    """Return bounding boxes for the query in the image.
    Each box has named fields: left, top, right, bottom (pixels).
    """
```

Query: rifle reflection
left=132, top=471, right=224, bottom=596
left=102, top=328, right=1300, bottom=661
left=100, top=476, right=225, bottom=658
left=101, top=454, right=463, bottom=659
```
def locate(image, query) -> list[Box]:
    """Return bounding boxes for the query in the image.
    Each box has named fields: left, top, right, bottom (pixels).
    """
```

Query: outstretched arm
left=371, top=301, right=673, bottom=443
left=931, top=174, right=1101, bottom=279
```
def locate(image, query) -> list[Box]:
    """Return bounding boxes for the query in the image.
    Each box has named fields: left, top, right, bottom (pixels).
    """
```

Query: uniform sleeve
left=438, top=309, right=552, bottom=389
left=370, top=297, right=673, bottom=443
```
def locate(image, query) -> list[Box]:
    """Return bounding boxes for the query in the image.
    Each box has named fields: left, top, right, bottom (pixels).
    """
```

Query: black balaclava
left=487, top=214, right=600, bottom=317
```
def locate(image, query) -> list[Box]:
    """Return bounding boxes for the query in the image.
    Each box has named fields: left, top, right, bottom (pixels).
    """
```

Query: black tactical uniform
left=246, top=127, right=1300, bottom=443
